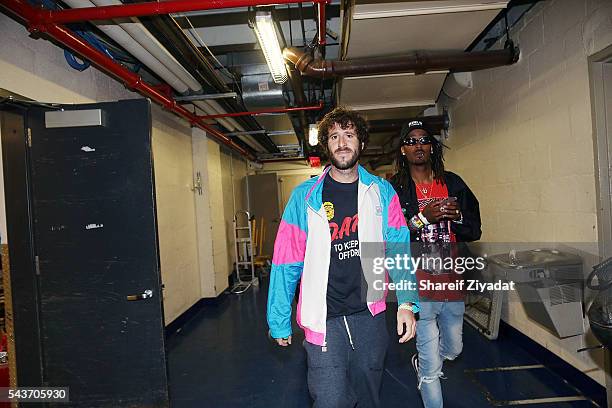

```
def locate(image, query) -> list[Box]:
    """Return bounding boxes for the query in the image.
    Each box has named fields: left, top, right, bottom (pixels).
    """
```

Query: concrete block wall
left=192, top=139, right=249, bottom=296
left=221, top=149, right=236, bottom=281
left=192, top=128, right=216, bottom=299
left=221, top=149, right=248, bottom=283
left=205, top=139, right=231, bottom=295
left=444, top=0, right=612, bottom=384
left=151, top=105, right=200, bottom=323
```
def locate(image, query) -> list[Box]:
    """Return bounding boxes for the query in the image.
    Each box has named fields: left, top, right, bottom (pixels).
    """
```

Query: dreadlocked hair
left=394, top=137, right=447, bottom=187
left=318, top=106, right=369, bottom=155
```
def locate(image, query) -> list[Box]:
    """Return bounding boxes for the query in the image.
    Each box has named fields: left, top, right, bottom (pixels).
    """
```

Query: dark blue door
left=27, top=98, right=168, bottom=407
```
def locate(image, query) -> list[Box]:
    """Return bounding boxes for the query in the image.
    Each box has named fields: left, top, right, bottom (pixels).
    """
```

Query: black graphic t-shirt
left=322, top=173, right=367, bottom=318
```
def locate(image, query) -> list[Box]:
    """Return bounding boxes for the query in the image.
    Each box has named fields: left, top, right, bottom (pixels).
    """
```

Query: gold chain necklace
left=416, top=180, right=433, bottom=198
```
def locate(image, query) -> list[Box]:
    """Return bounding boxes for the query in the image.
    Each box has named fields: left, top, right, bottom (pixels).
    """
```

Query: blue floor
left=167, top=282, right=601, bottom=407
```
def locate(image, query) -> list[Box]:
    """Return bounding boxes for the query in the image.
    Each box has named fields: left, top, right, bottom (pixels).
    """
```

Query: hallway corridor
left=167, top=282, right=603, bottom=407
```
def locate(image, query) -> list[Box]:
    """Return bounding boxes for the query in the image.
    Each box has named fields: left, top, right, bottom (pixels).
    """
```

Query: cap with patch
left=400, top=120, right=432, bottom=141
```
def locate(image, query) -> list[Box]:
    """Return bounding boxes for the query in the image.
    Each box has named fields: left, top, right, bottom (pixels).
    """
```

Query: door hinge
left=34, top=255, right=40, bottom=275
left=27, top=128, right=32, bottom=147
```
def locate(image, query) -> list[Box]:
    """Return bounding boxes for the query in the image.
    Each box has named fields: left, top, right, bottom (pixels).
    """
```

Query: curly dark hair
left=318, top=107, right=369, bottom=154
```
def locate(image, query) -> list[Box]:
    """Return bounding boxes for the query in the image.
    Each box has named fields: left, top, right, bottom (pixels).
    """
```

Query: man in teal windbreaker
left=267, top=107, right=419, bottom=407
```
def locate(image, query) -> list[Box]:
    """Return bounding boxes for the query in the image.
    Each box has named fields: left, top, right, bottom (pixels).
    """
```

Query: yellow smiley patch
left=323, top=201, right=335, bottom=221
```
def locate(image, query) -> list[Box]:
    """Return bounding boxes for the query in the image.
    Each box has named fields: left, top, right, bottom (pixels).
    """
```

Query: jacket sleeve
left=266, top=189, right=307, bottom=339
left=382, top=181, right=419, bottom=308
left=451, top=176, right=482, bottom=242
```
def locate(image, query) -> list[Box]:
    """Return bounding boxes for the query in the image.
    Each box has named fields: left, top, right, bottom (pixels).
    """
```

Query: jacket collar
left=305, top=164, right=376, bottom=210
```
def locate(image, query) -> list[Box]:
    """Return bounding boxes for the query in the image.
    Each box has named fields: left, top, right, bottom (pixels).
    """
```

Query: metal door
left=26, top=99, right=168, bottom=407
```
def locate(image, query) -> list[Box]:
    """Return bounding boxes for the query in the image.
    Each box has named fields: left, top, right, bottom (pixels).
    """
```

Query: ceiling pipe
left=90, top=0, right=202, bottom=92
left=192, top=102, right=268, bottom=152
left=57, top=0, right=287, bottom=147
left=62, top=0, right=248, bottom=136
left=198, top=102, right=324, bottom=120
left=0, top=0, right=256, bottom=160
left=34, top=0, right=329, bottom=24
left=193, top=101, right=238, bottom=132
left=206, top=100, right=246, bottom=132
left=61, top=0, right=191, bottom=94
left=260, top=157, right=308, bottom=163
left=283, top=46, right=520, bottom=79
left=317, top=0, right=328, bottom=46
left=113, top=3, right=280, bottom=152
left=89, top=2, right=264, bottom=139
left=286, top=65, right=310, bottom=151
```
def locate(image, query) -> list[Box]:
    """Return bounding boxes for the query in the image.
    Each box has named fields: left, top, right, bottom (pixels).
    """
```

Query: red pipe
left=0, top=0, right=255, bottom=160
left=32, top=0, right=327, bottom=24
left=317, top=0, right=327, bottom=46
left=198, top=101, right=324, bottom=119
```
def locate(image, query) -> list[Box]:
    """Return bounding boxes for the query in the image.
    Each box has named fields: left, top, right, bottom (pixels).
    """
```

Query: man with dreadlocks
left=390, top=120, right=481, bottom=408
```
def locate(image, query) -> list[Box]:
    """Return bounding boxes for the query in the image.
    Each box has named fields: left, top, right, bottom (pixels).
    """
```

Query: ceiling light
left=308, top=124, right=319, bottom=146
left=253, top=11, right=288, bottom=84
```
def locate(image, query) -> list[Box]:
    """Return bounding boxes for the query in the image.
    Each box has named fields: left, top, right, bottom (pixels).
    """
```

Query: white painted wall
left=0, top=13, right=202, bottom=324
left=443, top=0, right=612, bottom=385
left=192, top=135, right=250, bottom=296
left=151, top=105, right=200, bottom=323
left=192, top=128, right=216, bottom=298
left=221, top=149, right=248, bottom=281
left=258, top=162, right=322, bottom=212
left=207, top=139, right=231, bottom=294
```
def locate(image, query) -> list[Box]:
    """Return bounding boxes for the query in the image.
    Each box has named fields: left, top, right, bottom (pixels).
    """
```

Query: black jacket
left=390, top=171, right=482, bottom=243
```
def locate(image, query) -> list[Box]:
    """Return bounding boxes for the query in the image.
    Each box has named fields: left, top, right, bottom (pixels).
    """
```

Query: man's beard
left=330, top=146, right=361, bottom=170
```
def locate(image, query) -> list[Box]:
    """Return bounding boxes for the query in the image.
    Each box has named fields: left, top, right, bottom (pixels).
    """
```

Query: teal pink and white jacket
left=267, top=165, right=418, bottom=346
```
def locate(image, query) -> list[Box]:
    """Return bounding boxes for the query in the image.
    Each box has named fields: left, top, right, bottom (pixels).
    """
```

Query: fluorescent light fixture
left=253, top=11, right=288, bottom=84
left=308, top=124, right=319, bottom=146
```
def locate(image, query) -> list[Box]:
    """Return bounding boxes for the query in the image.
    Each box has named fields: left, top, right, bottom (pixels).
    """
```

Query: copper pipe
left=283, top=47, right=519, bottom=79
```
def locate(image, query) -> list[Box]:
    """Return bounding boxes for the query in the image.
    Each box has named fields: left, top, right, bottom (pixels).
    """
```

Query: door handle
left=126, top=289, right=153, bottom=301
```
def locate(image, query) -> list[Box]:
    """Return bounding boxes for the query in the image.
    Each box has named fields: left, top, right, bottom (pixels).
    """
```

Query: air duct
left=442, top=72, right=473, bottom=99
left=241, top=65, right=285, bottom=111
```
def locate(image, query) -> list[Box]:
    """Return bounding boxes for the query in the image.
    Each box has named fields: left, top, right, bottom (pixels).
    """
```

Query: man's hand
left=275, top=336, right=292, bottom=347
left=397, top=309, right=416, bottom=343
left=421, top=201, right=446, bottom=223
left=440, top=201, right=461, bottom=221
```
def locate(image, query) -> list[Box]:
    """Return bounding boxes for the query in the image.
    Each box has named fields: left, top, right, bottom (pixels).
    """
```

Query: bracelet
left=453, top=211, right=464, bottom=224
left=408, top=214, right=424, bottom=231
left=398, top=303, right=416, bottom=313
left=417, top=212, right=430, bottom=226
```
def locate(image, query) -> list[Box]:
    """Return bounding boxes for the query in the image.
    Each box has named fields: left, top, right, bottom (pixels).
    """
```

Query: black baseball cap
left=400, top=120, right=432, bottom=142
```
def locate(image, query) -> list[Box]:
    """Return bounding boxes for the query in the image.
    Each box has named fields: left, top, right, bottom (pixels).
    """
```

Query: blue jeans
left=304, top=311, right=388, bottom=408
left=415, top=301, right=465, bottom=408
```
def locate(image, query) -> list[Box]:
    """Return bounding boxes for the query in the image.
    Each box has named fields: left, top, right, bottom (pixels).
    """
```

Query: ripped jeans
left=415, top=301, right=465, bottom=408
